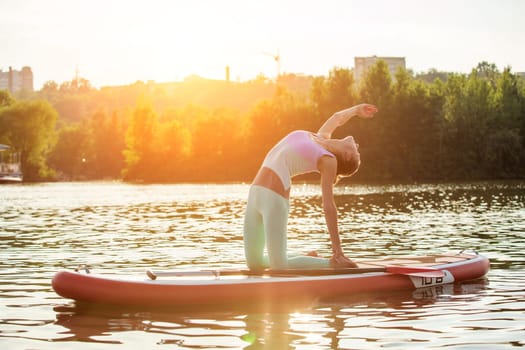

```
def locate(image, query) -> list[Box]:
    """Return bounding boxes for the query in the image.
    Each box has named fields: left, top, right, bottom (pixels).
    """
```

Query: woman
left=243, top=103, right=378, bottom=271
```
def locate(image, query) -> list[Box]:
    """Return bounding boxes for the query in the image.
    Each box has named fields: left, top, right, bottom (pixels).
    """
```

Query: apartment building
left=0, top=66, right=34, bottom=93
left=354, top=56, right=406, bottom=81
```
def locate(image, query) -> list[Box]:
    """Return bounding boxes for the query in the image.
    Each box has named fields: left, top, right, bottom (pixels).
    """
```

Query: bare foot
left=330, top=254, right=358, bottom=268
left=305, top=250, right=320, bottom=257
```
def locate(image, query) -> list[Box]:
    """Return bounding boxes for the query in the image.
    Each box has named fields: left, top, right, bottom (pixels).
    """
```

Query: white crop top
left=261, top=130, right=334, bottom=190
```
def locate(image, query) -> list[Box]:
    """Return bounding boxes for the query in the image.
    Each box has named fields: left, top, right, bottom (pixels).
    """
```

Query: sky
left=1, top=0, right=524, bottom=90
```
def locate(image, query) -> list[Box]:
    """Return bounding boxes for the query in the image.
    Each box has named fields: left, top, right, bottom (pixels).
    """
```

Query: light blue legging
left=243, top=185, right=330, bottom=270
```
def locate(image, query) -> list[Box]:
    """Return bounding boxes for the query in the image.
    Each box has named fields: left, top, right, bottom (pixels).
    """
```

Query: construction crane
left=262, top=49, right=281, bottom=80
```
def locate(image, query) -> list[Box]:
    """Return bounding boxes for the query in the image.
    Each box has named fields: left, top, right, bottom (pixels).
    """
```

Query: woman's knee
left=245, top=250, right=267, bottom=271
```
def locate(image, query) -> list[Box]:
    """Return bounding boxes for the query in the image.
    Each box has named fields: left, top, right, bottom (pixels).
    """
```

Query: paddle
left=147, top=265, right=444, bottom=280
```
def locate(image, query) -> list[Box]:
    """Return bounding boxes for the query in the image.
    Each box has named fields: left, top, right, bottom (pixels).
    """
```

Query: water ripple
left=0, top=181, right=524, bottom=349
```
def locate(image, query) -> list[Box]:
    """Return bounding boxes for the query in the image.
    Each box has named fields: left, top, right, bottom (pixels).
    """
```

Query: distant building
left=0, top=66, right=34, bottom=93
left=354, top=56, right=406, bottom=81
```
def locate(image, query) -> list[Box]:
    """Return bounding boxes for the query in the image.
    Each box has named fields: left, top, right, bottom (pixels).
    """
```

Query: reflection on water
left=49, top=280, right=493, bottom=349
left=1, top=181, right=524, bottom=349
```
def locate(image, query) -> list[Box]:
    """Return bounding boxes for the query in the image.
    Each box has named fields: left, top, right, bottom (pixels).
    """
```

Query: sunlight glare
left=100, top=1, right=268, bottom=83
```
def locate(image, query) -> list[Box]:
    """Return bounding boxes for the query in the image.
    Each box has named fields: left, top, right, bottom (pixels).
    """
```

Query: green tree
left=25, top=61, right=525, bottom=183
left=494, top=67, right=523, bottom=129
left=59, top=77, right=93, bottom=94
left=88, top=110, right=126, bottom=179
left=242, top=100, right=279, bottom=172
left=475, top=61, right=499, bottom=86
left=442, top=70, right=498, bottom=178
left=122, top=100, right=158, bottom=181
left=0, top=90, right=15, bottom=144
left=190, top=108, right=240, bottom=181
left=311, top=67, right=357, bottom=124
left=416, top=68, right=450, bottom=84
left=483, top=128, right=523, bottom=178
left=245, top=87, right=317, bottom=175
left=0, top=90, right=14, bottom=107
left=384, top=68, right=443, bottom=180
left=486, top=67, right=525, bottom=177
left=48, top=123, right=90, bottom=180
left=359, top=60, right=393, bottom=109
left=0, top=100, right=58, bottom=180
left=154, top=118, right=191, bottom=181
left=354, top=60, right=394, bottom=180
left=39, top=81, right=60, bottom=104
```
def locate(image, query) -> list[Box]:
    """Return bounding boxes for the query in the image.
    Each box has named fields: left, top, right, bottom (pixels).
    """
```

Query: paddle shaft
left=147, top=266, right=444, bottom=280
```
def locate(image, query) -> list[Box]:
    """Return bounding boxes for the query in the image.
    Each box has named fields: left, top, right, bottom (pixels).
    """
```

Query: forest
left=1, top=60, right=524, bottom=183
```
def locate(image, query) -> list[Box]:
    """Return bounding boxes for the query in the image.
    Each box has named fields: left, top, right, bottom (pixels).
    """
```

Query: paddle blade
left=384, top=266, right=444, bottom=277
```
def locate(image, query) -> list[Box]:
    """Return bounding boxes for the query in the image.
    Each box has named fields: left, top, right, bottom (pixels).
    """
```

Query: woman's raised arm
left=317, top=104, right=378, bottom=139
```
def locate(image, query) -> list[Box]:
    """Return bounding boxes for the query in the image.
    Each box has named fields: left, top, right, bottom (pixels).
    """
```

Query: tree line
left=1, top=61, right=524, bottom=183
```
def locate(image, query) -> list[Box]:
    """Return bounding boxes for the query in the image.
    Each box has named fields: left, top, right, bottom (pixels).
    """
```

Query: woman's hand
left=317, top=103, right=378, bottom=139
left=330, top=253, right=358, bottom=268
left=355, top=104, right=378, bottom=119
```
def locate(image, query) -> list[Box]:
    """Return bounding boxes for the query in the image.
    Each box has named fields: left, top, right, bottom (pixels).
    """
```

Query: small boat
left=0, top=144, right=22, bottom=183
left=52, top=252, right=489, bottom=307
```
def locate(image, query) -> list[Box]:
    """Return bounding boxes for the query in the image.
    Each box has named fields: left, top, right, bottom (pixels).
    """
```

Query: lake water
left=1, top=181, right=524, bottom=349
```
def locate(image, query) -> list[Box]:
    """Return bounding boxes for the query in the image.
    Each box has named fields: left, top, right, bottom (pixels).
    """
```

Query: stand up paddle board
left=52, top=252, right=489, bottom=306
